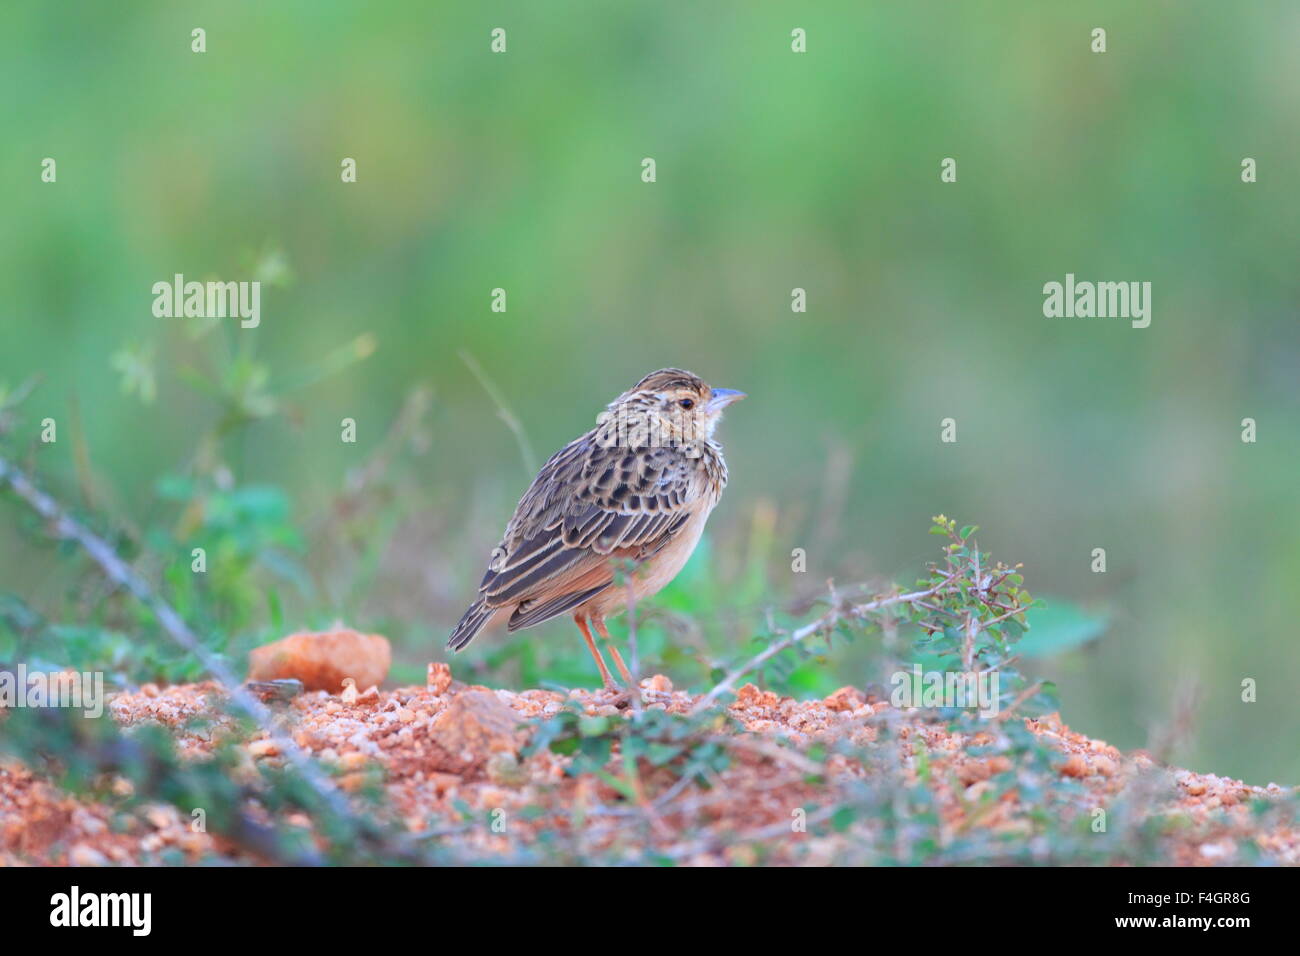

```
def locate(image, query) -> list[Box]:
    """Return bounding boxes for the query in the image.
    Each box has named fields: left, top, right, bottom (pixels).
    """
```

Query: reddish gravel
left=1, top=665, right=1295, bottom=866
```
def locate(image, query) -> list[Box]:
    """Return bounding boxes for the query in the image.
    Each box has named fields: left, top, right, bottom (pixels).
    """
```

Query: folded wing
left=473, top=433, right=696, bottom=634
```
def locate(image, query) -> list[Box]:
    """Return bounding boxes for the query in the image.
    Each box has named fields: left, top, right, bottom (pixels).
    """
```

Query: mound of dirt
left=1, top=667, right=1295, bottom=866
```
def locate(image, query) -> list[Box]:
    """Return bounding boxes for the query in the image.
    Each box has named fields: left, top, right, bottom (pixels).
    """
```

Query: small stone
left=734, top=683, right=780, bottom=709
left=1059, top=754, right=1089, bottom=778
left=645, top=674, right=673, bottom=693
left=338, top=772, right=369, bottom=793
left=69, top=844, right=109, bottom=866
left=248, top=739, right=279, bottom=759
left=427, top=690, right=522, bottom=776
left=248, top=628, right=391, bottom=693
left=245, top=678, right=305, bottom=703
left=338, top=751, right=368, bottom=771
left=486, top=752, right=528, bottom=787
left=144, top=806, right=174, bottom=830
left=427, top=662, right=453, bottom=696
left=1199, top=841, right=1234, bottom=859
left=824, top=686, right=866, bottom=712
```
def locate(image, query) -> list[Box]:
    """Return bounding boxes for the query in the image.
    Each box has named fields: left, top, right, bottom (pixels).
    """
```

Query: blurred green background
left=2, top=1, right=1297, bottom=784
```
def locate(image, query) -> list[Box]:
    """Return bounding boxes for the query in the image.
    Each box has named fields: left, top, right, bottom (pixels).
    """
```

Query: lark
left=448, top=368, right=745, bottom=695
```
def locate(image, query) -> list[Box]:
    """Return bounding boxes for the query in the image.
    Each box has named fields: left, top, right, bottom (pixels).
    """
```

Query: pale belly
left=581, top=503, right=713, bottom=619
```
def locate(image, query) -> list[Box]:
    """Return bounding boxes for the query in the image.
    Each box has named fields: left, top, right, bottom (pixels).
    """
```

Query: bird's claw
left=596, top=685, right=637, bottom=710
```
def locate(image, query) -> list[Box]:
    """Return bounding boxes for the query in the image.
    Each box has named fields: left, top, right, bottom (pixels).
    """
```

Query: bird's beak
left=707, top=388, right=747, bottom=413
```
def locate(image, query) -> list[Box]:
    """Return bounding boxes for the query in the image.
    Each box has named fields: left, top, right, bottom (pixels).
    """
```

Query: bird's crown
left=628, top=368, right=708, bottom=394
left=595, top=368, right=743, bottom=453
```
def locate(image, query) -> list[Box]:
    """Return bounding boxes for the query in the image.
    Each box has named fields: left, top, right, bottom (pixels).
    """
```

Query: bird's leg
left=575, top=615, right=619, bottom=691
left=592, top=616, right=635, bottom=687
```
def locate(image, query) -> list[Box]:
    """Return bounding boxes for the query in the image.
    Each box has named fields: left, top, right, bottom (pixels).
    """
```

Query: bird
left=447, top=368, right=745, bottom=697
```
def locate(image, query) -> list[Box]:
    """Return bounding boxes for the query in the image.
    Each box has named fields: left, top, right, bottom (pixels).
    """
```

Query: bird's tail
left=447, top=599, right=495, bottom=652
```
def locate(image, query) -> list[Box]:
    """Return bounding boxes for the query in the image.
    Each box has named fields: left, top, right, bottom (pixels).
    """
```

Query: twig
left=716, top=734, right=826, bottom=775
left=458, top=350, right=537, bottom=476
left=962, top=548, right=981, bottom=670
left=992, top=680, right=1045, bottom=723
left=691, top=572, right=960, bottom=714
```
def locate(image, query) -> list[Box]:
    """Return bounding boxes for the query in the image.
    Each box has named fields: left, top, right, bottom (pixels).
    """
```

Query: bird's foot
left=595, top=683, right=638, bottom=710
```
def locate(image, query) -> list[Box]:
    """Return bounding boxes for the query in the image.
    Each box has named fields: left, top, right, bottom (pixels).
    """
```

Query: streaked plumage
left=447, top=368, right=745, bottom=693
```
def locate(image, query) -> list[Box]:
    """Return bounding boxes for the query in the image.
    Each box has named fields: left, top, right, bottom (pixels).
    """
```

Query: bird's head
left=597, top=368, right=746, bottom=451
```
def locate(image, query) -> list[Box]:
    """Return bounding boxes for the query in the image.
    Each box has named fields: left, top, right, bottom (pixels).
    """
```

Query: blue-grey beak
left=707, top=388, right=747, bottom=412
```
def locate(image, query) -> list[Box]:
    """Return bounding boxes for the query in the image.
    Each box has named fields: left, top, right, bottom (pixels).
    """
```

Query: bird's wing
left=475, top=432, right=698, bottom=622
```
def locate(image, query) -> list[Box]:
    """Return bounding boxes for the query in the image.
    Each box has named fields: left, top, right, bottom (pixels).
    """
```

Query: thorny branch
left=691, top=572, right=961, bottom=714
left=0, top=452, right=421, bottom=862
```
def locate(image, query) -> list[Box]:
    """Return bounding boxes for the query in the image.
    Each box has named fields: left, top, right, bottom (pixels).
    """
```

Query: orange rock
left=338, top=751, right=369, bottom=772
left=338, top=772, right=370, bottom=793
left=1034, top=712, right=1066, bottom=734
left=825, top=686, right=866, bottom=712
left=248, top=629, right=391, bottom=693
left=427, top=772, right=462, bottom=794
left=1059, top=754, right=1089, bottom=778
left=734, top=683, right=780, bottom=709
left=957, top=756, right=1009, bottom=786
left=247, top=739, right=279, bottom=759
left=426, top=690, right=522, bottom=776
left=427, top=662, right=453, bottom=696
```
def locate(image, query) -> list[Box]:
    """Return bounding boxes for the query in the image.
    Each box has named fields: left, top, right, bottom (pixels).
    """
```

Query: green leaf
left=1017, top=601, right=1109, bottom=658
left=595, top=770, right=637, bottom=801
left=578, top=736, right=612, bottom=766
left=549, top=737, right=580, bottom=756
left=647, top=743, right=683, bottom=765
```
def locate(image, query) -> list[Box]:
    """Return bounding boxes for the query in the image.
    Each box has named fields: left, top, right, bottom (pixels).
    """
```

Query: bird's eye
left=677, top=398, right=694, bottom=409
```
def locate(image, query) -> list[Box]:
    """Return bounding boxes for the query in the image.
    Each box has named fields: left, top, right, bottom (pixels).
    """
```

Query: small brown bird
left=448, top=368, right=745, bottom=694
